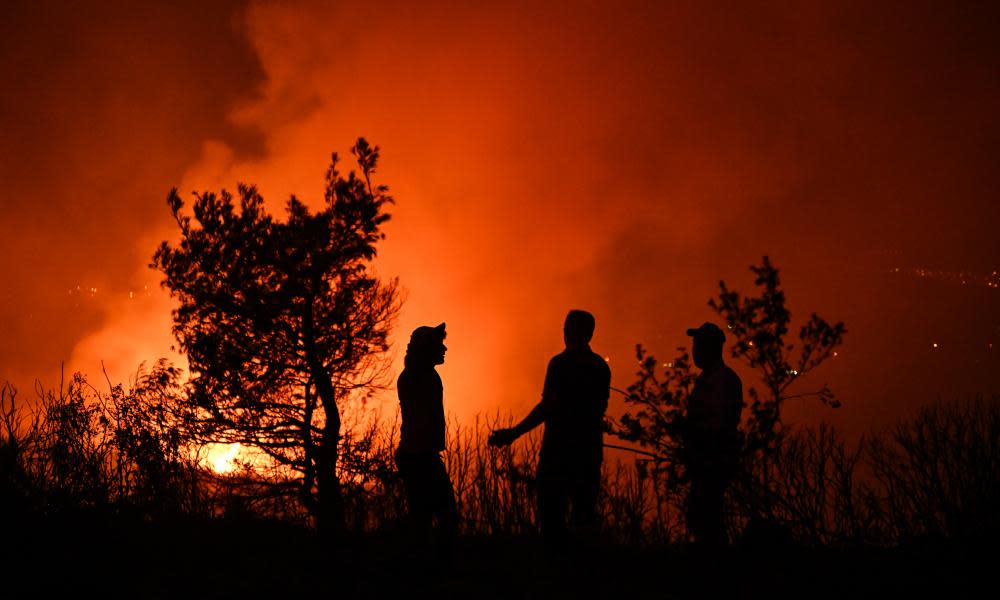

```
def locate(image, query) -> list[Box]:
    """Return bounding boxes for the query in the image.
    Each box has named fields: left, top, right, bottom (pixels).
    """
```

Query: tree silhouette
left=710, top=256, right=845, bottom=456
left=612, top=257, right=845, bottom=529
left=152, top=138, right=401, bottom=532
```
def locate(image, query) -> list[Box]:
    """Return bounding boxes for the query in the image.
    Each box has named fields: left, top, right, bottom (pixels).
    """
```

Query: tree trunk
left=312, top=366, right=345, bottom=535
left=303, top=300, right=346, bottom=535
left=299, top=382, right=319, bottom=517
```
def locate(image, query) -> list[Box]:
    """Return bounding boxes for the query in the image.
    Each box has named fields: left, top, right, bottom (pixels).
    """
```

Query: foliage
left=151, top=139, right=401, bottom=530
left=730, top=423, right=874, bottom=547
left=613, top=348, right=697, bottom=485
left=610, top=257, right=846, bottom=540
left=1, top=381, right=33, bottom=510
left=0, top=364, right=201, bottom=517
left=710, top=255, right=846, bottom=455
left=4, top=370, right=998, bottom=550
left=866, top=395, right=1000, bottom=543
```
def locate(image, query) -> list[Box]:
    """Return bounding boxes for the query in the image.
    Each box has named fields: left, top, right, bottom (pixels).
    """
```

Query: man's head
left=564, top=310, right=596, bottom=348
left=687, top=322, right=725, bottom=369
left=406, top=322, right=447, bottom=366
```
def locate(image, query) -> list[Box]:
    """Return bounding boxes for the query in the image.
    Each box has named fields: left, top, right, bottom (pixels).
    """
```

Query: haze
left=2, top=0, right=998, bottom=438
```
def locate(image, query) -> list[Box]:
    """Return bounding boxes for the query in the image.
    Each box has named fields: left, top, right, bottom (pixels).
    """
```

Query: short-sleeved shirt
left=686, top=361, right=743, bottom=460
left=538, top=346, right=612, bottom=468
left=397, top=366, right=446, bottom=455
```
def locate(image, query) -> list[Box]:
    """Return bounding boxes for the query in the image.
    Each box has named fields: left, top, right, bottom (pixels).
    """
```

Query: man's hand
left=488, top=427, right=519, bottom=447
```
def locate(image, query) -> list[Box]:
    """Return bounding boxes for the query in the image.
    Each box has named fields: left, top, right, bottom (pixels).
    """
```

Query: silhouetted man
left=396, top=323, right=457, bottom=560
left=489, top=310, right=611, bottom=553
left=684, top=322, right=743, bottom=550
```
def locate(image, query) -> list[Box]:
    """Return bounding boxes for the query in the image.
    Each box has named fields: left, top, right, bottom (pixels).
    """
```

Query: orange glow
left=204, top=443, right=244, bottom=475
left=1, top=1, right=997, bottom=444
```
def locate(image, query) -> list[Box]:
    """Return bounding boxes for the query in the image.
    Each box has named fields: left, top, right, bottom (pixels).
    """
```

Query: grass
left=2, top=378, right=998, bottom=597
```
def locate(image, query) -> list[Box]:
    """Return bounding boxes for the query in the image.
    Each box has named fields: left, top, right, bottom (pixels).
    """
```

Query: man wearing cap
left=396, top=323, right=457, bottom=560
left=684, top=322, right=743, bottom=549
left=488, top=310, right=612, bottom=553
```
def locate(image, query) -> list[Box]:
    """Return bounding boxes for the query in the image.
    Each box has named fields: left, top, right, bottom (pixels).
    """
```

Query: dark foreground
left=5, top=510, right=991, bottom=599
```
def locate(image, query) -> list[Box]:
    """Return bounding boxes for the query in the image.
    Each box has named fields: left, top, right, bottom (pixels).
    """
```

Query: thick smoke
left=3, top=1, right=996, bottom=435
left=0, top=0, right=265, bottom=387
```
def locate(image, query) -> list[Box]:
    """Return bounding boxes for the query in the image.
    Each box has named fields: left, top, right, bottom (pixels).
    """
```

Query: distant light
left=129, top=291, right=134, bottom=299
left=933, top=343, right=939, bottom=348
left=833, top=351, right=839, bottom=357
left=604, top=356, right=610, bottom=363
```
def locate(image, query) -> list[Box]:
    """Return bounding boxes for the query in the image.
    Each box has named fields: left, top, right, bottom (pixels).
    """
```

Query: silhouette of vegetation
left=0, top=363, right=203, bottom=518
left=7, top=372, right=997, bottom=548
left=866, top=396, right=1000, bottom=544
left=1, top=367, right=997, bottom=596
left=611, top=256, right=846, bottom=541
left=711, top=256, right=846, bottom=453
left=152, top=138, right=401, bottom=533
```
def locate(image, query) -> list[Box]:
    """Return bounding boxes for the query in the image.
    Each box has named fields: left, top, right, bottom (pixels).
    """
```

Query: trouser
left=395, top=452, right=458, bottom=557
left=536, top=459, right=601, bottom=552
left=686, top=465, right=732, bottom=549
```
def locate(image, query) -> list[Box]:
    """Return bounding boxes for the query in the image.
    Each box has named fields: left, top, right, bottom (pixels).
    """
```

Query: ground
left=5, top=510, right=990, bottom=599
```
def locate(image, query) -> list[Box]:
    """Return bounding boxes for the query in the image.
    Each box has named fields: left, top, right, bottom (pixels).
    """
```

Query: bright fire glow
left=205, top=443, right=243, bottom=474
left=6, top=1, right=995, bottom=446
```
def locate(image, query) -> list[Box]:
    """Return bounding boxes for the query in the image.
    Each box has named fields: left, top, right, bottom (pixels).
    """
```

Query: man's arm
left=489, top=360, right=557, bottom=447
left=513, top=400, right=547, bottom=436
left=489, top=395, right=554, bottom=446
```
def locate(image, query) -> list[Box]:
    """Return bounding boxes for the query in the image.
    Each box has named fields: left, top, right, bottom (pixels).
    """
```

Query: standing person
left=683, top=322, right=743, bottom=550
left=395, top=323, right=457, bottom=561
left=489, top=310, right=611, bottom=553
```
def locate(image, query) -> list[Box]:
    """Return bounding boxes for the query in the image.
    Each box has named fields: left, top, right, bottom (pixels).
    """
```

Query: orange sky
left=2, top=0, right=998, bottom=438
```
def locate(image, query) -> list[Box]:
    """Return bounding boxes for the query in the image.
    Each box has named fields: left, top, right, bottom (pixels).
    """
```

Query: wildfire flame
left=205, top=443, right=243, bottom=474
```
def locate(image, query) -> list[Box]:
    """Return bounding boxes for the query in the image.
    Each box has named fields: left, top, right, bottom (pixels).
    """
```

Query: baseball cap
left=408, top=322, right=446, bottom=350
left=686, top=322, right=725, bottom=344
